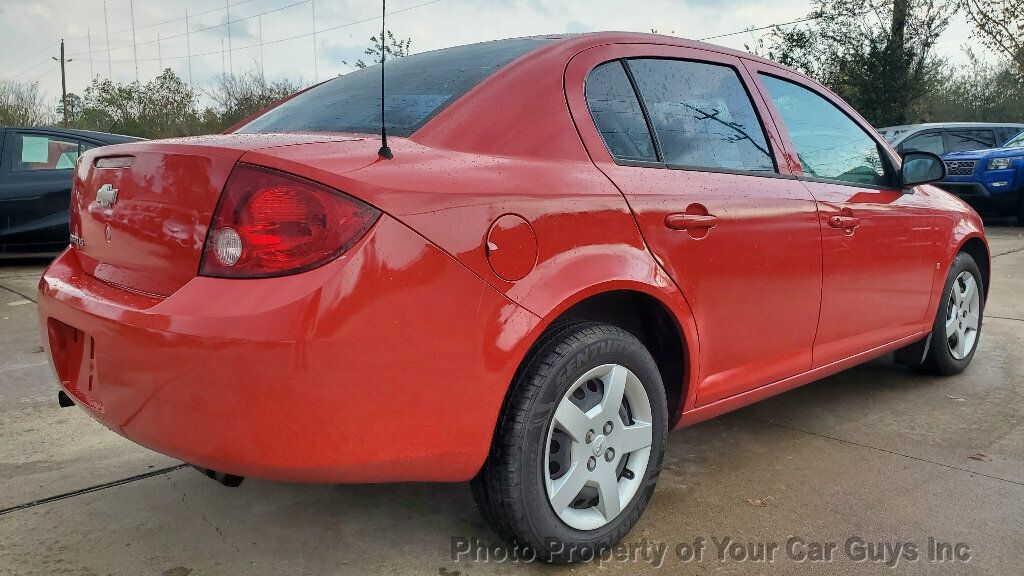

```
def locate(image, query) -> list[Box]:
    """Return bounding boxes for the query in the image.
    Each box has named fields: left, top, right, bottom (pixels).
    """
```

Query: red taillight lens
left=200, top=164, right=380, bottom=278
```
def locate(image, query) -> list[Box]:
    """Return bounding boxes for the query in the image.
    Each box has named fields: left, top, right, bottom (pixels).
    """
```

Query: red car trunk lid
left=72, top=134, right=377, bottom=296
left=73, top=143, right=241, bottom=296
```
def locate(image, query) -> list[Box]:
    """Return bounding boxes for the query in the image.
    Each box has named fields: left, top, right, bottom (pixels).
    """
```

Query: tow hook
left=192, top=466, right=245, bottom=488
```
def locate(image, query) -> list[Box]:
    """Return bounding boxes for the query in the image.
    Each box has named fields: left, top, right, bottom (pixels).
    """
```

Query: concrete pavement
left=1, top=226, right=1023, bottom=575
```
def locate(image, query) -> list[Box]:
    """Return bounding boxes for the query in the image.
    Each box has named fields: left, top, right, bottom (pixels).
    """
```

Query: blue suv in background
left=881, top=123, right=1024, bottom=224
left=939, top=131, right=1024, bottom=224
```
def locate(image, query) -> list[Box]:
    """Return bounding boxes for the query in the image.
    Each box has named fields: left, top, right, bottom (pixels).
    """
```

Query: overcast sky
left=0, top=0, right=986, bottom=107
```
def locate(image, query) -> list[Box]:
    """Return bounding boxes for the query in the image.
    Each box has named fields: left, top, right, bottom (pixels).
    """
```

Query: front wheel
left=917, top=251, right=985, bottom=375
left=471, top=322, right=668, bottom=563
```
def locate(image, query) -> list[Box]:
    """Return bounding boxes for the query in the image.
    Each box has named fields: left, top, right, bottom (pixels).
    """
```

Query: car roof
left=0, top=126, right=144, bottom=143
left=412, top=32, right=814, bottom=159
left=535, top=31, right=798, bottom=71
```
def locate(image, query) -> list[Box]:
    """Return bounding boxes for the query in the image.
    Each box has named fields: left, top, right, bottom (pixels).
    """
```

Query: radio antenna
left=377, top=0, right=393, bottom=160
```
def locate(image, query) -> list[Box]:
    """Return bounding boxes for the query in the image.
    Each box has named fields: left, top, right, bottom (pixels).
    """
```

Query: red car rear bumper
left=38, top=215, right=540, bottom=483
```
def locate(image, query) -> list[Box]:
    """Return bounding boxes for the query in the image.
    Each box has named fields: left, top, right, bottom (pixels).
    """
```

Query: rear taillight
left=69, top=179, right=84, bottom=250
left=199, top=164, right=380, bottom=278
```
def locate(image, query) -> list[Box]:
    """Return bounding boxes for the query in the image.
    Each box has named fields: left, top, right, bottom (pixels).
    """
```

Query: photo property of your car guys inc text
left=2, top=0, right=1023, bottom=574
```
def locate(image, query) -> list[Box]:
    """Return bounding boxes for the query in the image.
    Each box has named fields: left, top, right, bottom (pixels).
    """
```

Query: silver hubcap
left=945, top=271, right=981, bottom=360
left=544, top=364, right=653, bottom=531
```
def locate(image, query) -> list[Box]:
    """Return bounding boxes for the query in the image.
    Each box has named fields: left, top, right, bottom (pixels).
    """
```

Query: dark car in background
left=0, top=127, right=142, bottom=256
left=937, top=131, right=1024, bottom=224
left=879, top=122, right=1024, bottom=156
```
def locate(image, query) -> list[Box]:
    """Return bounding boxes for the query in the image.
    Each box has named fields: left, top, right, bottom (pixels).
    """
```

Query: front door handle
left=665, top=213, right=719, bottom=230
left=828, top=215, right=860, bottom=229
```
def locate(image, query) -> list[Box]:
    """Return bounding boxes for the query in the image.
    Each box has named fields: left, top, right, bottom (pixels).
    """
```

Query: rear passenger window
left=759, top=74, right=890, bottom=187
left=945, top=130, right=996, bottom=152
left=627, top=59, right=774, bottom=172
left=585, top=61, right=657, bottom=162
left=12, top=133, right=87, bottom=171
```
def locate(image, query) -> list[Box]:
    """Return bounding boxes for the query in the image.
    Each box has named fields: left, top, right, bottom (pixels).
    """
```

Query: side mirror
left=901, top=151, right=946, bottom=187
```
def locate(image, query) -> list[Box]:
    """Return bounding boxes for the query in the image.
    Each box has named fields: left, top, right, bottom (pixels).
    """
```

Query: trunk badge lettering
left=96, top=184, right=119, bottom=207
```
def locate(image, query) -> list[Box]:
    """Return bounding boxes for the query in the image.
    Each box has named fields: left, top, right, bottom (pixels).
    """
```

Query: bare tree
left=752, top=0, right=956, bottom=125
left=0, top=80, right=52, bottom=126
left=961, top=0, right=1024, bottom=80
left=204, top=67, right=301, bottom=128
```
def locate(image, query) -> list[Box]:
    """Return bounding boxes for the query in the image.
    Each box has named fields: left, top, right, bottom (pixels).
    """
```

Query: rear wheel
left=471, top=323, right=668, bottom=562
left=917, top=252, right=984, bottom=375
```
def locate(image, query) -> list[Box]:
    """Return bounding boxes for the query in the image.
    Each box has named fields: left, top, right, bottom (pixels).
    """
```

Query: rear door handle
left=665, top=213, right=719, bottom=230
left=828, top=215, right=860, bottom=229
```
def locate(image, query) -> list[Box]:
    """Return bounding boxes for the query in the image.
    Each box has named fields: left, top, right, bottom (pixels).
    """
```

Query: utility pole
left=157, top=34, right=163, bottom=72
left=129, top=0, right=139, bottom=81
left=185, top=9, right=193, bottom=87
left=87, top=29, right=95, bottom=80
left=52, top=39, right=72, bottom=127
left=103, top=1, right=112, bottom=78
left=226, top=0, right=233, bottom=74
left=258, top=15, right=265, bottom=76
left=311, top=0, right=318, bottom=82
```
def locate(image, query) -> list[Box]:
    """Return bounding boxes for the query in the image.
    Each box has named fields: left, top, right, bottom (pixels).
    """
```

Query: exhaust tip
left=57, top=390, right=75, bottom=408
left=191, top=465, right=245, bottom=487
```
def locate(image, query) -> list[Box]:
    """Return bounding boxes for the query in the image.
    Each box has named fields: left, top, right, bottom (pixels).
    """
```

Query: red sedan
left=39, top=33, right=988, bottom=561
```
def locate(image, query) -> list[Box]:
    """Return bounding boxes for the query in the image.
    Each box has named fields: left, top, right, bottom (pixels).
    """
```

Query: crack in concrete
left=0, top=283, right=37, bottom=304
left=745, top=417, right=1024, bottom=488
left=0, top=464, right=188, bottom=516
left=991, top=245, right=1024, bottom=259
left=988, top=315, right=1024, bottom=323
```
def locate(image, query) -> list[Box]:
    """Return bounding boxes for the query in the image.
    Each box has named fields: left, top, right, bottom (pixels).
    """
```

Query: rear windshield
left=238, top=38, right=552, bottom=137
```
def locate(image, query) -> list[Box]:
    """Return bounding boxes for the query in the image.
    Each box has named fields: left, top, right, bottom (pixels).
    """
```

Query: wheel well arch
left=959, top=236, right=990, bottom=299
left=542, top=290, right=689, bottom=427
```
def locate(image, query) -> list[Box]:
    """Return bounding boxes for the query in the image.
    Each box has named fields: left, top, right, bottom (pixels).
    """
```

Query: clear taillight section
left=199, top=164, right=380, bottom=278
left=69, top=178, right=84, bottom=250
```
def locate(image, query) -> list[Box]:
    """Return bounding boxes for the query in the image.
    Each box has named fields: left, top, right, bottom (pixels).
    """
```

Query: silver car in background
left=880, top=122, right=1024, bottom=155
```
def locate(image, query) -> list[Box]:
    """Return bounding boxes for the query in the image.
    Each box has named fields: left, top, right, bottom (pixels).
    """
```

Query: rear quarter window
left=238, top=38, right=551, bottom=137
left=585, top=61, right=658, bottom=162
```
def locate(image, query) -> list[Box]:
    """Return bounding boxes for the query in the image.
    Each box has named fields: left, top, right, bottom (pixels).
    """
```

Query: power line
left=698, top=9, right=875, bottom=43
left=66, top=0, right=312, bottom=58
left=6, top=41, right=60, bottom=77
left=699, top=15, right=820, bottom=42
left=11, top=56, right=53, bottom=80
left=62, top=0, right=256, bottom=43
left=12, top=1, right=813, bottom=91
left=71, top=0, right=445, bottom=64
left=28, top=66, right=59, bottom=85
left=4, top=1, right=257, bottom=81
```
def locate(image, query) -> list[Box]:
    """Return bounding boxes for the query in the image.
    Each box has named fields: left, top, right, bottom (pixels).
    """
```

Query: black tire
left=1016, top=197, right=1024, bottom=227
left=917, top=251, right=985, bottom=375
left=471, top=322, right=668, bottom=563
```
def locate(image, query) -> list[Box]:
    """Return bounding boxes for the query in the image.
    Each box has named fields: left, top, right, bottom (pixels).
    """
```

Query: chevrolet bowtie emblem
left=96, top=183, right=119, bottom=207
